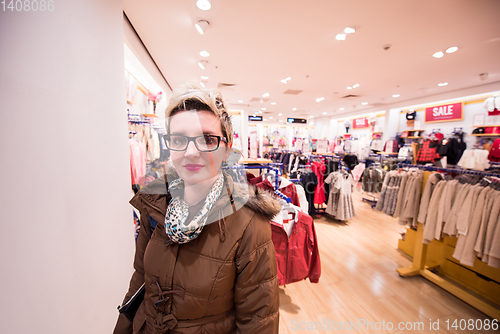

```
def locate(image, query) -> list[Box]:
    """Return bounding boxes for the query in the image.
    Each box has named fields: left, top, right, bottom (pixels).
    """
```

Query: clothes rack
left=398, top=163, right=500, bottom=178
left=223, top=164, right=290, bottom=202
left=396, top=166, right=500, bottom=320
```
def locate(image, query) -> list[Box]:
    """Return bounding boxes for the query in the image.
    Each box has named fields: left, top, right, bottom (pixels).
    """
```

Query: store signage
left=287, top=118, right=307, bottom=124
left=425, top=102, right=463, bottom=123
left=353, top=117, right=369, bottom=129
left=248, top=116, right=263, bottom=121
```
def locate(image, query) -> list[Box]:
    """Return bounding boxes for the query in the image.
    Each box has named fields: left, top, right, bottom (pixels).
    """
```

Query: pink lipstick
left=184, top=164, right=204, bottom=171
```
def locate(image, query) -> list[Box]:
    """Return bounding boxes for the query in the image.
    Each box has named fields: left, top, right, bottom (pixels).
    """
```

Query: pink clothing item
left=312, top=161, right=326, bottom=204
left=130, top=138, right=146, bottom=185
left=352, top=163, right=365, bottom=182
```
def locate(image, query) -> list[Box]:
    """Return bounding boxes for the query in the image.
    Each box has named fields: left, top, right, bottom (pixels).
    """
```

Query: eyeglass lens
left=167, top=135, right=219, bottom=151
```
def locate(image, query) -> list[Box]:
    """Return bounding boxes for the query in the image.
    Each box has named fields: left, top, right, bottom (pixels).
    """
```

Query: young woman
left=114, top=85, right=280, bottom=334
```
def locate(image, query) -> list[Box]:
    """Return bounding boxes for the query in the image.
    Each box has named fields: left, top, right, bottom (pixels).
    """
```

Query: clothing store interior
left=2, top=1, right=500, bottom=333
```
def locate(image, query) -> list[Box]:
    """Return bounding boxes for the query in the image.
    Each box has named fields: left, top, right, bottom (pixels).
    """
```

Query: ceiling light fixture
left=339, top=108, right=344, bottom=110
left=263, top=93, right=270, bottom=98
left=438, top=82, right=448, bottom=87
left=316, top=97, right=325, bottom=102
left=347, top=86, right=352, bottom=90
left=344, top=27, right=356, bottom=34
left=292, top=107, right=297, bottom=111
left=433, top=51, right=444, bottom=58
left=310, top=115, right=314, bottom=118
left=200, top=75, right=209, bottom=80
left=322, top=112, right=327, bottom=115
left=336, top=33, right=347, bottom=41
left=199, top=50, right=210, bottom=57
left=238, top=100, right=243, bottom=103
left=362, top=102, right=368, bottom=105
left=198, top=60, right=208, bottom=69
left=195, top=20, right=209, bottom=34
left=199, top=81, right=205, bottom=88
left=262, top=108, right=266, bottom=110
left=271, top=102, right=276, bottom=105
left=196, top=0, right=211, bottom=11
left=278, top=113, right=282, bottom=116
left=392, top=94, right=400, bottom=98
left=446, top=46, right=458, bottom=54
left=352, top=83, right=360, bottom=88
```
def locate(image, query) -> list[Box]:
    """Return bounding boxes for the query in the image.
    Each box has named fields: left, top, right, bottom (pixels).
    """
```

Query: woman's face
left=169, top=110, right=230, bottom=186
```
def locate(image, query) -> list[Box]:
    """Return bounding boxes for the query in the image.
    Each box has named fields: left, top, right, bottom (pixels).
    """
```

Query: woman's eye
left=204, top=136, right=216, bottom=145
left=172, top=137, right=184, bottom=145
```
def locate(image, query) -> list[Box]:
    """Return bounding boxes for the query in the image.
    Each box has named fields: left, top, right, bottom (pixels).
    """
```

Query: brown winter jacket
left=113, top=170, right=281, bottom=334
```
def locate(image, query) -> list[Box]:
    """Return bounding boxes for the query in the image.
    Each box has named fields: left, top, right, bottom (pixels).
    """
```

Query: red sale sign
left=353, top=117, right=369, bottom=129
left=425, top=102, right=463, bottom=123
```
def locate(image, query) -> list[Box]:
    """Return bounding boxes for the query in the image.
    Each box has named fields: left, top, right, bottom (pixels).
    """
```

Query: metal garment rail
left=309, top=154, right=342, bottom=169
left=398, top=163, right=500, bottom=177
left=222, top=164, right=291, bottom=202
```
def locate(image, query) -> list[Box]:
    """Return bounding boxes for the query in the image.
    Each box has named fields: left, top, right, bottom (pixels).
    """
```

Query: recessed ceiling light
left=269, top=116, right=273, bottom=119
left=238, top=100, right=243, bottom=103
left=263, top=93, right=270, bottom=98
left=352, top=83, right=360, bottom=88
left=199, top=81, right=205, bottom=88
left=292, top=107, right=297, bottom=111
left=339, top=108, right=344, bottom=110
left=446, top=46, right=458, bottom=54
left=279, top=120, right=283, bottom=122
left=281, top=79, right=287, bottom=83
left=196, top=0, right=211, bottom=11
left=286, top=77, right=291, bottom=81
left=322, top=112, right=327, bottom=115
left=195, top=20, right=209, bottom=34
left=392, top=94, right=400, bottom=98
left=278, top=113, right=282, bottom=116
left=198, top=60, right=208, bottom=69
left=201, top=75, right=209, bottom=80
left=271, top=102, right=276, bottom=105
left=199, top=50, right=210, bottom=57
left=316, top=97, right=325, bottom=102
left=433, top=51, right=444, bottom=58
left=362, top=102, right=368, bottom=105
left=347, top=86, right=352, bottom=90
left=336, top=33, right=347, bottom=41
left=344, top=27, right=355, bottom=34
left=310, top=115, right=314, bottom=118
left=261, top=108, right=266, bottom=110
left=438, top=82, right=448, bottom=86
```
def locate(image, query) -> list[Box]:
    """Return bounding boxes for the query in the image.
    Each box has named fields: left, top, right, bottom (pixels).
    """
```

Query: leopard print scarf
left=164, top=172, right=224, bottom=244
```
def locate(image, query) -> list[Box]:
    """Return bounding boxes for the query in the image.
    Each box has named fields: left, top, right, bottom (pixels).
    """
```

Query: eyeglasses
left=163, top=134, right=227, bottom=152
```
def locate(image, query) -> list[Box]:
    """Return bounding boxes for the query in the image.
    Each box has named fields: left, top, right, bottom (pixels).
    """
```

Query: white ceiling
left=124, top=0, right=500, bottom=122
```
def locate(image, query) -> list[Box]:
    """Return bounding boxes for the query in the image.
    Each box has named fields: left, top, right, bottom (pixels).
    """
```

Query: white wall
left=0, top=2, right=133, bottom=333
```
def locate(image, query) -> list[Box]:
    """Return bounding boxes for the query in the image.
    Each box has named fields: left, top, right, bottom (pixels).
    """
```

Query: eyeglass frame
left=163, top=134, right=228, bottom=152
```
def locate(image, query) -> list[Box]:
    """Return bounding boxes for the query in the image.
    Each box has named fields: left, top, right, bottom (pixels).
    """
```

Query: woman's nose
left=184, top=140, right=200, bottom=157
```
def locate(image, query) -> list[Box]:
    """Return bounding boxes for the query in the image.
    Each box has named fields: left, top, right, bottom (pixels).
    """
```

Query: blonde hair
left=165, top=84, right=233, bottom=147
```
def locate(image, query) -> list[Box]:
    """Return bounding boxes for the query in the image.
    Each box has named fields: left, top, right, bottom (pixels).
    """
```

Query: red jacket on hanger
left=271, top=211, right=321, bottom=285
left=311, top=161, right=326, bottom=204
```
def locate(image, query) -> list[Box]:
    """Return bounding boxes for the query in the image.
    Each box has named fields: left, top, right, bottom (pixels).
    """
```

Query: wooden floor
left=278, top=189, right=493, bottom=334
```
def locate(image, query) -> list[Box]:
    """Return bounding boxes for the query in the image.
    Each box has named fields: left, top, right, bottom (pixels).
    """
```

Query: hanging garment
left=458, top=149, right=490, bottom=170
left=342, top=154, right=359, bottom=171
left=294, top=183, right=309, bottom=214
left=300, top=172, right=318, bottom=216
left=351, top=163, right=365, bottom=182
left=271, top=210, right=321, bottom=285
left=398, top=170, right=424, bottom=227
left=311, top=161, right=326, bottom=204
left=488, top=138, right=500, bottom=162
left=416, top=139, right=438, bottom=164
left=130, top=138, right=147, bottom=185
left=324, top=172, right=355, bottom=220
left=418, top=172, right=445, bottom=224
left=361, top=166, right=386, bottom=193
left=383, top=139, right=398, bottom=153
